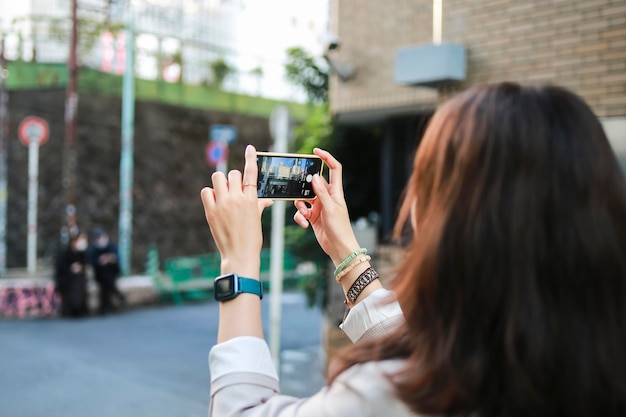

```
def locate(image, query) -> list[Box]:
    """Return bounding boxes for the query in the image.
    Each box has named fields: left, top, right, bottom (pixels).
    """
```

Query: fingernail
left=312, top=174, right=320, bottom=184
left=245, top=144, right=253, bottom=155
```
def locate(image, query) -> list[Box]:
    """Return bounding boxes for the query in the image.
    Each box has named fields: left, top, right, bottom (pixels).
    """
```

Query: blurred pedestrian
left=89, top=227, right=125, bottom=315
left=201, top=83, right=626, bottom=416
left=54, top=231, right=89, bottom=318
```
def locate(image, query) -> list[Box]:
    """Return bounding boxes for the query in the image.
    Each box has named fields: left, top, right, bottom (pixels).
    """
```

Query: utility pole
left=118, top=4, right=135, bottom=275
left=62, top=0, right=79, bottom=239
left=268, top=105, right=290, bottom=370
left=0, top=37, right=9, bottom=275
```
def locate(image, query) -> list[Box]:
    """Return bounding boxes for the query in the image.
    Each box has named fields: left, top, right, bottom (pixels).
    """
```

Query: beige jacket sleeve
left=208, top=288, right=408, bottom=417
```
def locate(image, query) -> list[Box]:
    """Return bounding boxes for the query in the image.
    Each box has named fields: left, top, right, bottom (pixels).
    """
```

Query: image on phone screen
left=256, top=152, right=323, bottom=200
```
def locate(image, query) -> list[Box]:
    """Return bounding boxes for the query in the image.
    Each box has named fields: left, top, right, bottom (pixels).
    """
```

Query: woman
left=201, top=83, right=626, bottom=416
left=54, top=231, right=89, bottom=318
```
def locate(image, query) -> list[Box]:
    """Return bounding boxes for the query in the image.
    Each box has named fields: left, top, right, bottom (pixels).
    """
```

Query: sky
left=234, top=0, right=330, bottom=100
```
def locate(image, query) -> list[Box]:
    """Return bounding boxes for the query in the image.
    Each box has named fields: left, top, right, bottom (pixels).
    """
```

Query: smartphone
left=256, top=152, right=324, bottom=200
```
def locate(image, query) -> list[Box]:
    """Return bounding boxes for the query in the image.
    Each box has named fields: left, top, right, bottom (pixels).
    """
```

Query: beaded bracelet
left=344, top=267, right=379, bottom=306
left=334, top=248, right=367, bottom=278
left=335, top=255, right=371, bottom=282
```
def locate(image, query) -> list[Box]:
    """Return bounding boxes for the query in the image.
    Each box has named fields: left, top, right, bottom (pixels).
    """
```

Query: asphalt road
left=0, top=292, right=325, bottom=417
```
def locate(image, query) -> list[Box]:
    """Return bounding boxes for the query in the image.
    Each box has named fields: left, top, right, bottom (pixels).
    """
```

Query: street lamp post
left=268, top=106, right=290, bottom=371
left=62, top=0, right=79, bottom=238
left=0, top=37, right=8, bottom=275
left=118, top=3, right=136, bottom=275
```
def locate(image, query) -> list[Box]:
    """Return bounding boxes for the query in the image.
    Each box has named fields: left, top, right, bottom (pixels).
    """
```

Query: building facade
left=0, top=0, right=241, bottom=83
left=0, top=0, right=330, bottom=101
left=327, top=0, right=626, bottom=239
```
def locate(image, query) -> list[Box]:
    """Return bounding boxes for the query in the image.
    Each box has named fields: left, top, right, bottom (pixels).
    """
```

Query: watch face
left=215, top=275, right=236, bottom=300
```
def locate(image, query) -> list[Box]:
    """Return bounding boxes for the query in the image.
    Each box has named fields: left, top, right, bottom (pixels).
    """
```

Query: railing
left=161, top=249, right=314, bottom=305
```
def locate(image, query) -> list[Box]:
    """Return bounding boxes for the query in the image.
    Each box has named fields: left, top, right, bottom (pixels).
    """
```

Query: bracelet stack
left=345, top=267, right=379, bottom=306
left=335, top=255, right=371, bottom=282
left=335, top=248, right=379, bottom=308
left=334, top=248, right=367, bottom=278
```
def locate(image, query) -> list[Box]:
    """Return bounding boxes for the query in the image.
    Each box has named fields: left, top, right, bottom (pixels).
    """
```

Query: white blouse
left=208, top=289, right=415, bottom=417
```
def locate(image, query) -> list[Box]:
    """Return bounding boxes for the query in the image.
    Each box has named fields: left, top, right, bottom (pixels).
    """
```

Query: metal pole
left=268, top=105, right=290, bottom=370
left=63, top=0, right=79, bottom=235
left=118, top=5, right=135, bottom=275
left=216, top=159, right=227, bottom=174
left=0, top=37, right=8, bottom=275
left=26, top=138, right=40, bottom=273
left=269, top=200, right=285, bottom=369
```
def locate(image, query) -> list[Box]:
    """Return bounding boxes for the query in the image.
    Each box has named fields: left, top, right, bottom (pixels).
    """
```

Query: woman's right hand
left=293, top=148, right=361, bottom=266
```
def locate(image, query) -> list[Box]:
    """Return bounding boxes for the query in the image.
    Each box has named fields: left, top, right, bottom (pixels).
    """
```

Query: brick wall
left=331, top=0, right=626, bottom=119
left=328, top=0, right=438, bottom=114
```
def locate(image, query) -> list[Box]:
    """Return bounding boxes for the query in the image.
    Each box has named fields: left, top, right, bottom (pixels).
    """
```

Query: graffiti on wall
left=0, top=281, right=60, bottom=318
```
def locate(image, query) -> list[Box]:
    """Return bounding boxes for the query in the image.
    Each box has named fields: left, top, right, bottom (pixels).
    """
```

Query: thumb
left=312, top=174, right=334, bottom=207
left=258, top=199, right=274, bottom=217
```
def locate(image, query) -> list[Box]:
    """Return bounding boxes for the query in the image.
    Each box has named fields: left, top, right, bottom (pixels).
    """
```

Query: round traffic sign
left=18, top=116, right=49, bottom=147
left=206, top=141, right=228, bottom=167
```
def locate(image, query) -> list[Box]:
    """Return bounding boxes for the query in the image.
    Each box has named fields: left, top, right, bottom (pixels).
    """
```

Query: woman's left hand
left=200, top=145, right=272, bottom=276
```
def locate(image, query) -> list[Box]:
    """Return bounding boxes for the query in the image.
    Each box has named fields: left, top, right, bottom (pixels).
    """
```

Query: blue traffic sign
left=210, top=124, right=237, bottom=144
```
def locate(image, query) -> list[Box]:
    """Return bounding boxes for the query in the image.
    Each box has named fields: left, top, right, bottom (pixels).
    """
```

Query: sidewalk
left=1, top=244, right=405, bottom=396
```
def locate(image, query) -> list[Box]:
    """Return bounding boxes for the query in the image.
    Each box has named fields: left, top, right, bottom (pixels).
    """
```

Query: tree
left=292, top=103, right=333, bottom=153
left=283, top=47, right=332, bottom=153
left=8, top=15, right=124, bottom=63
left=283, top=46, right=334, bottom=308
left=47, top=17, right=124, bottom=63
left=209, top=58, right=235, bottom=89
left=285, top=47, right=328, bottom=104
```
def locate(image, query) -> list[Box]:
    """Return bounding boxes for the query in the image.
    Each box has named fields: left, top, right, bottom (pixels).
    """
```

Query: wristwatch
left=214, top=273, right=263, bottom=301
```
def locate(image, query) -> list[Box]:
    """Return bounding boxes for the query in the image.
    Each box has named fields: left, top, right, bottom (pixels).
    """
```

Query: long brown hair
left=330, top=83, right=626, bottom=416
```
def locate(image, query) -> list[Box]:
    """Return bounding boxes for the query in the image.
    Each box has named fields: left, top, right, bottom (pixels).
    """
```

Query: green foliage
left=171, top=51, right=183, bottom=64
left=284, top=46, right=332, bottom=153
left=293, top=103, right=333, bottom=154
left=282, top=46, right=335, bottom=309
left=261, top=204, right=329, bottom=309
left=168, top=51, right=183, bottom=83
left=209, top=58, right=235, bottom=88
left=46, top=16, right=124, bottom=63
left=285, top=47, right=328, bottom=104
left=300, top=269, right=328, bottom=308
left=9, top=15, right=122, bottom=62
left=284, top=224, right=328, bottom=308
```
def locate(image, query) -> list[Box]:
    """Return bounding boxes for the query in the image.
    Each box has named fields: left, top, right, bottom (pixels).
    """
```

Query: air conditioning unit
left=395, top=43, right=466, bottom=88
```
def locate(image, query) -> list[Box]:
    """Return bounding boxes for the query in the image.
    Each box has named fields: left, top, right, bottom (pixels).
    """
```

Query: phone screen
left=256, top=152, right=324, bottom=200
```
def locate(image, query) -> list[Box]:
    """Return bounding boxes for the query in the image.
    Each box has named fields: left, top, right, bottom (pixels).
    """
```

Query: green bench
left=162, top=249, right=300, bottom=305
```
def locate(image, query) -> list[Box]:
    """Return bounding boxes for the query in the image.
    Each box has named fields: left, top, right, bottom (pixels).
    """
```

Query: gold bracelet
left=335, top=255, right=371, bottom=282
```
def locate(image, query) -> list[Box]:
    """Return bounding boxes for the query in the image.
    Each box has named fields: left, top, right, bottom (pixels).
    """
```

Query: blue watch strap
left=238, top=276, right=263, bottom=299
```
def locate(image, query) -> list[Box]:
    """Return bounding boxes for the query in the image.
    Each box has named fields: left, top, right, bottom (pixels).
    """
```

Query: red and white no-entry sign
left=18, top=116, right=49, bottom=273
left=206, top=141, right=228, bottom=168
left=18, top=116, right=49, bottom=147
